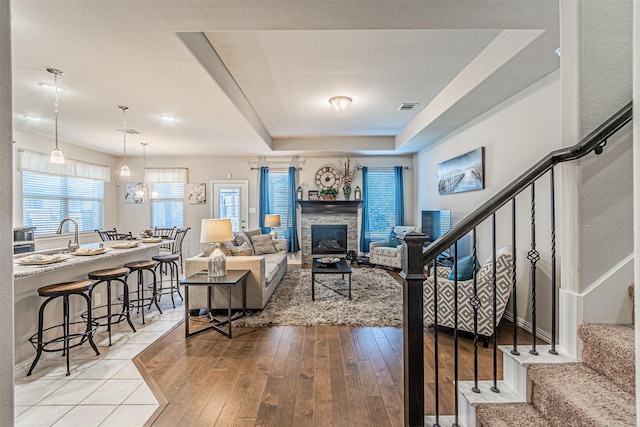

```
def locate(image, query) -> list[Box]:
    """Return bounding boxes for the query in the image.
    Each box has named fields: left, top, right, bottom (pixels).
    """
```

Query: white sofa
left=369, top=226, right=416, bottom=269
left=185, top=239, right=287, bottom=310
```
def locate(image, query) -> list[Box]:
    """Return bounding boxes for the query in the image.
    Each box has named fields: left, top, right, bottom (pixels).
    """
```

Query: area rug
left=233, top=268, right=403, bottom=327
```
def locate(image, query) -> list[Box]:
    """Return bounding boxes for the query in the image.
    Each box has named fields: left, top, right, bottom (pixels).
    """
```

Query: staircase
left=475, top=323, right=636, bottom=426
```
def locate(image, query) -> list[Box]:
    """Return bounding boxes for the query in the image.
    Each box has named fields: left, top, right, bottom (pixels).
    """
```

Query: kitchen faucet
left=57, top=218, right=79, bottom=252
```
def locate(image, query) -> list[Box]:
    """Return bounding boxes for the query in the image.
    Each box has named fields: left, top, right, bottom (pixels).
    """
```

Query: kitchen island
left=14, top=241, right=169, bottom=367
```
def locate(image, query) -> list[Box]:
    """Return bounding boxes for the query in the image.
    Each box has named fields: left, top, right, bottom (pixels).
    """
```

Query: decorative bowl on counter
left=141, top=237, right=163, bottom=243
left=16, top=254, right=66, bottom=265
left=112, top=241, right=141, bottom=249
left=74, top=247, right=107, bottom=256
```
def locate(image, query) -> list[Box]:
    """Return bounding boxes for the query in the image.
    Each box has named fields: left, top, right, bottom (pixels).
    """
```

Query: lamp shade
left=200, top=218, right=233, bottom=243
left=264, top=214, right=281, bottom=228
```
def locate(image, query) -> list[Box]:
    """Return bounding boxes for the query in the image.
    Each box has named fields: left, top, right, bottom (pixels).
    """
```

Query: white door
left=212, top=180, right=248, bottom=232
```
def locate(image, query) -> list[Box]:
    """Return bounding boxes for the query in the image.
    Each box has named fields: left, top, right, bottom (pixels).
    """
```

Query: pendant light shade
left=47, top=68, right=65, bottom=164
left=119, top=105, right=130, bottom=176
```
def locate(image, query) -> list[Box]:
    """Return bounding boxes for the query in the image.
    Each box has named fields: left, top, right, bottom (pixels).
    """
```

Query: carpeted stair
left=476, top=323, right=636, bottom=426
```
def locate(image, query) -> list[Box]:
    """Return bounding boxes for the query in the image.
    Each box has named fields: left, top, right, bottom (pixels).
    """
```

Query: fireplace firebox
left=311, top=225, right=348, bottom=255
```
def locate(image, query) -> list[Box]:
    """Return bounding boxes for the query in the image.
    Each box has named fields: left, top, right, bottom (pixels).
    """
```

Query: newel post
left=401, top=231, right=428, bottom=427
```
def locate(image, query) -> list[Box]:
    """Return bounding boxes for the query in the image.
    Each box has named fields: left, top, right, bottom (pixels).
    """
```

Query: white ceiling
left=10, top=0, right=559, bottom=158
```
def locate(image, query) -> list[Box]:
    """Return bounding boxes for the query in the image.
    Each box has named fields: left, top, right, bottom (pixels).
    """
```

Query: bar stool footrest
left=28, top=320, right=100, bottom=353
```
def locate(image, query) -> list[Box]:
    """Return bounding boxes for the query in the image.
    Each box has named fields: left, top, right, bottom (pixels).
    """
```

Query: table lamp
left=264, top=214, right=281, bottom=239
left=200, top=218, right=233, bottom=277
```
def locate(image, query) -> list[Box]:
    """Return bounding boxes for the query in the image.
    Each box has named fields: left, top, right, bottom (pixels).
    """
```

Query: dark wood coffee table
left=311, top=258, right=352, bottom=300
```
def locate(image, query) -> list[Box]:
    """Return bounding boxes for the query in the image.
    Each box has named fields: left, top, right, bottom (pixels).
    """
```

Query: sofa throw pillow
left=448, top=255, right=481, bottom=281
left=232, top=231, right=254, bottom=254
left=386, top=229, right=402, bottom=247
left=250, top=234, right=277, bottom=255
left=245, top=228, right=262, bottom=240
left=202, top=243, right=231, bottom=257
left=229, top=245, right=253, bottom=256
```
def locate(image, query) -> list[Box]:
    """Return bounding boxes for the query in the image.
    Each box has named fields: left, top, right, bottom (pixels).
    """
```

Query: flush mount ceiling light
left=47, top=68, right=65, bottom=164
left=160, top=115, right=176, bottom=122
left=329, top=96, right=352, bottom=113
left=119, top=105, right=130, bottom=177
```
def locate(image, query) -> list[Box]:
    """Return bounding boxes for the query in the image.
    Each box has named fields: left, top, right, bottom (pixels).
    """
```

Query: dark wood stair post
left=401, top=231, right=428, bottom=427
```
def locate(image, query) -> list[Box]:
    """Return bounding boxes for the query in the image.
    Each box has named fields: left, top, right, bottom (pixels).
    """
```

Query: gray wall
left=1, top=0, right=15, bottom=423
left=560, top=0, right=634, bottom=293
left=413, top=71, right=561, bottom=336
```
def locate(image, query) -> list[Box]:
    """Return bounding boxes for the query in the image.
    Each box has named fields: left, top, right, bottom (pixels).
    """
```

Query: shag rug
left=233, top=268, right=403, bottom=327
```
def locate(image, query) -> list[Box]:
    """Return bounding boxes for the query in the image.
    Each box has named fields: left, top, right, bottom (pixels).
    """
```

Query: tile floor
left=14, top=291, right=185, bottom=427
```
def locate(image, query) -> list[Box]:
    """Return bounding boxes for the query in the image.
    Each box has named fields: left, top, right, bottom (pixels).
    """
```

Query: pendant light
left=135, top=142, right=147, bottom=201
left=47, top=68, right=65, bottom=164
left=119, top=106, right=130, bottom=176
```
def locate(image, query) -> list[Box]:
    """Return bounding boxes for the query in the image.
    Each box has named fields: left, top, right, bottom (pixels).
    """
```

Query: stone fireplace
left=299, top=200, right=360, bottom=264
left=311, top=224, right=348, bottom=255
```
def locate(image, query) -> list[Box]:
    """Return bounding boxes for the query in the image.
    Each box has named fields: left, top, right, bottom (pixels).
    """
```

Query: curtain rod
left=251, top=167, right=302, bottom=171
left=356, top=166, right=410, bottom=170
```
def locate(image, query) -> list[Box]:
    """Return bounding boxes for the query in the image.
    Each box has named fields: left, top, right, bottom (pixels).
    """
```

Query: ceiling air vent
left=397, top=103, right=419, bottom=111
left=115, top=128, right=142, bottom=134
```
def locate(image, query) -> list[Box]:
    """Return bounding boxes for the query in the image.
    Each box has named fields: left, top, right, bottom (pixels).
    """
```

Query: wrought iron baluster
left=549, top=168, right=558, bottom=355
left=528, top=183, right=540, bottom=355
left=470, top=227, right=481, bottom=393
left=433, top=261, right=440, bottom=425
left=491, top=214, right=499, bottom=393
left=453, top=242, right=460, bottom=427
left=511, top=197, right=519, bottom=355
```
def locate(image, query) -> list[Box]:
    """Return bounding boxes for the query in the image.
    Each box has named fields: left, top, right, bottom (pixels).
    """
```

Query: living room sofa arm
left=369, top=240, right=389, bottom=251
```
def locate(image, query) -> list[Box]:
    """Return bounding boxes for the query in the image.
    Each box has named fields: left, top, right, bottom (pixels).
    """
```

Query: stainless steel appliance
left=14, top=227, right=36, bottom=254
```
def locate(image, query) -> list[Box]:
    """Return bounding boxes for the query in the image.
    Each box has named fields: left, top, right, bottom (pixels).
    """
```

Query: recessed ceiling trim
left=272, top=136, right=395, bottom=152
left=177, top=31, right=273, bottom=148
left=396, top=29, right=545, bottom=150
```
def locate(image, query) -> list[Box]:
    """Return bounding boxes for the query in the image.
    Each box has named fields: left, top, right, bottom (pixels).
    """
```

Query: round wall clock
left=314, top=166, right=341, bottom=191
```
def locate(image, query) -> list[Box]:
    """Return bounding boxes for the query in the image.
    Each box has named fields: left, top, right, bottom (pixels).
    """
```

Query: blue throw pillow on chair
left=448, top=255, right=480, bottom=281
left=386, top=229, right=402, bottom=247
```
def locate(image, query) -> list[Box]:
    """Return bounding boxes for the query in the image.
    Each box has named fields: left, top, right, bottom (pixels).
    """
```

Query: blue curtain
left=259, top=167, right=270, bottom=234
left=287, top=166, right=301, bottom=252
left=394, top=166, right=405, bottom=226
left=359, top=166, right=370, bottom=252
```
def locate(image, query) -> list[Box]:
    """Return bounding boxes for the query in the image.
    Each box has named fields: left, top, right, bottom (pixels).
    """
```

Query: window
left=365, top=168, right=397, bottom=240
left=22, top=171, right=104, bottom=235
left=268, top=171, right=291, bottom=238
left=150, top=183, right=184, bottom=228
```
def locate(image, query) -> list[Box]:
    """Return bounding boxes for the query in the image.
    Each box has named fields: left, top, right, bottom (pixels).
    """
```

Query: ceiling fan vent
left=397, top=103, right=419, bottom=111
left=115, top=128, right=141, bottom=134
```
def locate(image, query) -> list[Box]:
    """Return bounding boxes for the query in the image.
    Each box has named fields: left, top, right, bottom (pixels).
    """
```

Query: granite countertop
left=14, top=241, right=169, bottom=278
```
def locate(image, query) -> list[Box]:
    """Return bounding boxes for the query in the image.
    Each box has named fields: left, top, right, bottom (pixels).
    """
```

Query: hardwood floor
left=136, top=268, right=540, bottom=426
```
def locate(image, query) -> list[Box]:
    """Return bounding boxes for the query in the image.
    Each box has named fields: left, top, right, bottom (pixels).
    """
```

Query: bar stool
left=27, top=280, right=100, bottom=377
left=152, top=253, right=182, bottom=308
left=123, top=260, right=162, bottom=324
left=85, top=267, right=136, bottom=346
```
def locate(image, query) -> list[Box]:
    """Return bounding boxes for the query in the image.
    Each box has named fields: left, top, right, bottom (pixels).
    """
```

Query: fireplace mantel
left=298, top=200, right=361, bottom=214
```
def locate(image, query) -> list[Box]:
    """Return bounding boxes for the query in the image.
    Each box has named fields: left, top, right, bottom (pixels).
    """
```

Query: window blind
left=22, top=171, right=104, bottom=235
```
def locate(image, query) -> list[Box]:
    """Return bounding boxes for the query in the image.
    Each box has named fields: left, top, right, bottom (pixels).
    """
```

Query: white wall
left=414, top=71, right=561, bottom=336
left=116, top=154, right=414, bottom=262
left=11, top=131, right=413, bottom=261
left=0, top=0, right=14, bottom=423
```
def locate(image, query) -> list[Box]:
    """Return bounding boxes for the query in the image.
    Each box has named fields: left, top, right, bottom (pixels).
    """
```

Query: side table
left=180, top=269, right=249, bottom=339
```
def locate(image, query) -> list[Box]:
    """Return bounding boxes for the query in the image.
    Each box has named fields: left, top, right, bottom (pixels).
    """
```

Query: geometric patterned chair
left=369, top=226, right=416, bottom=269
left=423, top=247, right=513, bottom=346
